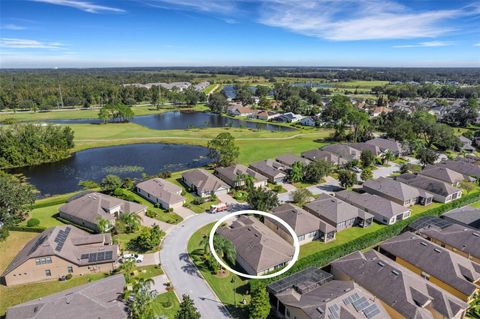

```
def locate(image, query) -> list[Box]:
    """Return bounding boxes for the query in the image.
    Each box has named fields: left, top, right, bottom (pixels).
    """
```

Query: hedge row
left=9, top=225, right=46, bottom=233
left=251, top=191, right=480, bottom=291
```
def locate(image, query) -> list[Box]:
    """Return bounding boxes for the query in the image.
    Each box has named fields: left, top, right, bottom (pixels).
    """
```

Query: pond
left=10, top=143, right=211, bottom=196
left=46, top=111, right=294, bottom=131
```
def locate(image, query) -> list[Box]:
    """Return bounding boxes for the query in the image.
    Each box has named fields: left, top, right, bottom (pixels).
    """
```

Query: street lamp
left=231, top=277, right=236, bottom=306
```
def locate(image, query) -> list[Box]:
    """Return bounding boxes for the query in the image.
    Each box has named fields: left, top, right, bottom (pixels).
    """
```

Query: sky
left=0, top=0, right=479, bottom=68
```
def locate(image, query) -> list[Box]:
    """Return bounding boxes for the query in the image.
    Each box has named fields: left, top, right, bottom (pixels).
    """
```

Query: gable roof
left=321, top=144, right=360, bottom=162
left=436, top=159, right=480, bottom=178
left=395, top=174, right=461, bottom=197
left=363, top=177, right=432, bottom=202
left=335, top=190, right=408, bottom=219
left=419, top=223, right=480, bottom=260
left=419, top=166, right=466, bottom=184
left=2, top=226, right=117, bottom=277
left=182, top=169, right=229, bottom=193
left=331, top=250, right=468, bottom=319
left=136, top=178, right=183, bottom=205
left=304, top=194, right=372, bottom=226
left=270, top=203, right=335, bottom=235
left=249, top=160, right=287, bottom=180
left=366, top=138, right=403, bottom=154
left=441, top=205, right=480, bottom=229
left=6, top=275, right=127, bottom=319
left=215, top=164, right=268, bottom=186
left=301, top=149, right=347, bottom=165
left=59, top=192, right=146, bottom=225
left=348, top=143, right=381, bottom=156
left=379, top=232, right=480, bottom=296
left=276, top=154, right=311, bottom=167
left=217, top=215, right=294, bottom=274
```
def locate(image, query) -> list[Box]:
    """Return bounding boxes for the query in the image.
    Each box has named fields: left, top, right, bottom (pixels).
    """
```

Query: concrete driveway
left=372, top=162, right=401, bottom=179
left=160, top=211, right=233, bottom=319
left=173, top=206, right=196, bottom=220
left=151, top=274, right=170, bottom=294
left=216, top=193, right=239, bottom=205
left=139, top=211, right=174, bottom=233
left=307, top=176, right=342, bottom=195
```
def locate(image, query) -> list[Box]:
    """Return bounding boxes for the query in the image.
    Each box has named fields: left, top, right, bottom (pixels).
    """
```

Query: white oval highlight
left=208, top=210, right=300, bottom=280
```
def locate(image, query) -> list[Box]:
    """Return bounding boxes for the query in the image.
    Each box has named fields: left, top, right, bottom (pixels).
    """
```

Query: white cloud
left=258, top=0, right=463, bottom=41
left=141, top=0, right=236, bottom=14
left=475, top=43, right=480, bottom=47
left=0, top=38, right=63, bottom=49
left=393, top=41, right=453, bottom=48
left=31, top=0, right=125, bottom=13
left=1, top=24, right=27, bottom=30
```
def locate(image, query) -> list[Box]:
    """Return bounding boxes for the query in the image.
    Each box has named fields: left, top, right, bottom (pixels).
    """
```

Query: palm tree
left=120, top=259, right=136, bottom=284
left=214, top=236, right=236, bottom=265
left=381, top=150, right=395, bottom=164
left=96, top=217, right=111, bottom=233
left=127, top=277, right=157, bottom=319
left=199, top=235, right=210, bottom=255
left=120, top=212, right=142, bottom=233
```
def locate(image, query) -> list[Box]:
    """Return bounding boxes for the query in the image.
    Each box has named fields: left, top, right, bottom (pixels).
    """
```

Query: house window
left=287, top=309, right=291, bottom=317
left=36, top=257, right=52, bottom=265
left=298, top=234, right=305, bottom=241
left=45, top=270, right=51, bottom=277
left=67, top=266, right=73, bottom=273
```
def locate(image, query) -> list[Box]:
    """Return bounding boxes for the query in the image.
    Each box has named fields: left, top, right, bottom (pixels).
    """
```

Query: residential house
left=301, top=149, right=348, bottom=166
left=459, top=136, right=475, bottom=152
left=275, top=154, right=311, bottom=168
left=5, top=275, right=128, bottom=319
left=441, top=205, right=480, bottom=230
left=299, top=116, right=316, bottom=127
left=214, top=164, right=268, bottom=188
left=304, top=194, right=373, bottom=231
left=2, top=226, right=118, bottom=286
left=396, top=173, right=462, bottom=203
left=436, top=159, right=480, bottom=179
left=363, top=177, right=433, bottom=206
left=249, top=159, right=287, bottom=183
left=378, top=232, right=480, bottom=302
left=227, top=104, right=256, bottom=117
left=371, top=106, right=393, bottom=117
left=193, top=81, right=210, bottom=91
left=256, top=110, right=280, bottom=121
left=335, top=190, right=411, bottom=225
left=268, top=267, right=390, bottom=319
left=136, top=178, right=184, bottom=210
left=348, top=142, right=382, bottom=156
left=217, top=215, right=294, bottom=276
left=181, top=169, right=230, bottom=197
left=266, top=203, right=336, bottom=245
left=419, top=166, right=470, bottom=187
left=321, top=144, right=361, bottom=162
left=418, top=223, right=480, bottom=264
left=58, top=192, right=147, bottom=233
left=331, top=250, right=469, bottom=319
left=366, top=137, right=405, bottom=156
left=275, top=112, right=303, bottom=123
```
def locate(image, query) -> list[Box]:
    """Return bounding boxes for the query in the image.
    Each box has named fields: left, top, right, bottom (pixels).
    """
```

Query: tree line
left=0, top=124, right=75, bottom=169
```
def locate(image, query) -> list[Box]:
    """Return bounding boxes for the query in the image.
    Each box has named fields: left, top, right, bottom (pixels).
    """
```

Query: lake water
left=10, top=143, right=211, bottom=196
left=47, top=111, right=294, bottom=131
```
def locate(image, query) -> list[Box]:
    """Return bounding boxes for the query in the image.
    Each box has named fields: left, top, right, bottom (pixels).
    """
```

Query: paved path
left=160, top=211, right=233, bottom=319
left=139, top=211, right=174, bottom=233
left=173, top=206, right=196, bottom=220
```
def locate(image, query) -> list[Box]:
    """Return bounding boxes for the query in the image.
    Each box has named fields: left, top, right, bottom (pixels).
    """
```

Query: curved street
left=160, top=210, right=234, bottom=319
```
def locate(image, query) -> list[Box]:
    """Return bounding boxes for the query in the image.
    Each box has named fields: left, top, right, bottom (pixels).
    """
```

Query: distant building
left=275, top=112, right=303, bottom=123
left=348, top=142, right=382, bottom=156
left=182, top=169, right=230, bottom=197
left=2, top=226, right=118, bottom=286
left=366, top=137, right=405, bottom=156
left=299, top=116, right=316, bottom=127
left=249, top=159, right=287, bottom=183
left=217, top=215, right=294, bottom=276
left=136, top=178, right=184, bottom=210
left=214, top=164, right=268, bottom=188
left=275, top=154, right=311, bottom=168
left=256, top=110, right=280, bottom=121
left=5, top=274, right=128, bottom=319
left=321, top=144, right=361, bottom=162
left=59, top=192, right=147, bottom=233
left=227, top=105, right=256, bottom=117
left=301, top=149, right=348, bottom=165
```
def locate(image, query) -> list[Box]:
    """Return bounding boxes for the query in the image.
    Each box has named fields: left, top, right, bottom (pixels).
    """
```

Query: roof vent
left=316, top=307, right=324, bottom=314
left=377, top=261, right=385, bottom=267
left=33, top=306, right=38, bottom=313
left=420, top=242, right=427, bottom=247
left=433, top=248, right=441, bottom=253
left=473, top=233, right=480, bottom=238
left=391, top=270, right=400, bottom=276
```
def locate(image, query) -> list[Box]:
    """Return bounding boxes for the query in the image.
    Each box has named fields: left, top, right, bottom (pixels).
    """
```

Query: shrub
left=26, top=218, right=40, bottom=227
left=192, top=197, right=205, bottom=205
left=65, top=273, right=73, bottom=280
left=145, top=210, right=157, bottom=218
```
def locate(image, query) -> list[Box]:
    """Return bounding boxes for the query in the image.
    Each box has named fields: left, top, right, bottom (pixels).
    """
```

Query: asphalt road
left=160, top=211, right=233, bottom=319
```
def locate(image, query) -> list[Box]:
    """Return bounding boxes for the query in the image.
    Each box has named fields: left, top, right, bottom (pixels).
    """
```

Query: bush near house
left=250, top=191, right=480, bottom=291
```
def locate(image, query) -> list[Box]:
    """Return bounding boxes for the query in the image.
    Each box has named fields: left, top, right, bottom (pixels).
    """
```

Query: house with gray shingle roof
left=269, top=269, right=391, bottom=319
left=348, top=142, right=382, bottom=156
left=441, top=205, right=480, bottom=230
left=217, top=215, right=294, bottom=276
left=366, top=137, right=405, bottom=155
left=59, top=192, right=147, bottom=233
left=301, top=149, right=348, bottom=165
left=249, top=159, right=287, bottom=184
left=419, top=166, right=470, bottom=187
left=304, top=194, right=373, bottom=231
left=275, top=154, right=311, bottom=168
left=395, top=173, right=462, bottom=203
left=436, top=158, right=480, bottom=178
left=379, top=231, right=480, bottom=302
left=363, top=177, right=433, bottom=207
left=2, top=226, right=118, bottom=286
left=266, top=203, right=336, bottom=244
left=136, top=178, right=184, bottom=209
left=331, top=250, right=468, bottom=319
left=215, top=164, right=268, bottom=188
left=182, top=169, right=230, bottom=197
left=321, top=144, right=361, bottom=162
left=335, top=190, right=411, bottom=225
left=418, top=223, right=480, bottom=264
left=5, top=274, right=127, bottom=319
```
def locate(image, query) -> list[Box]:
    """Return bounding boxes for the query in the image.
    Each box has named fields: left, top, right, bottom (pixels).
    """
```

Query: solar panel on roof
left=352, top=297, right=369, bottom=311
left=363, top=304, right=381, bottom=319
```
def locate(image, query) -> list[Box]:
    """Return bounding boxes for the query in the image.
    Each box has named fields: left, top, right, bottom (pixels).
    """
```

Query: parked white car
left=122, top=253, right=144, bottom=263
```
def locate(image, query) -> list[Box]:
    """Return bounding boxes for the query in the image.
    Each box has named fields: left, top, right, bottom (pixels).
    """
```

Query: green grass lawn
left=333, top=80, right=389, bottom=89
left=187, top=224, right=250, bottom=319
left=19, top=203, right=65, bottom=228
left=152, top=291, right=180, bottom=319
left=299, top=222, right=385, bottom=258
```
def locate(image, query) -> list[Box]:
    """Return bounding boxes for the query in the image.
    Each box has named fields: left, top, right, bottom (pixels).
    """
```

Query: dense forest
left=0, top=124, right=75, bottom=169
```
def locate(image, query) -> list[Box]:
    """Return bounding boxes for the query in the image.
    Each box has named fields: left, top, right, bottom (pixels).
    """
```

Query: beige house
left=136, top=178, right=184, bottom=209
left=215, top=164, right=268, bottom=188
left=2, top=226, right=118, bottom=286
left=182, top=169, right=230, bottom=197
left=59, top=192, right=147, bottom=232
